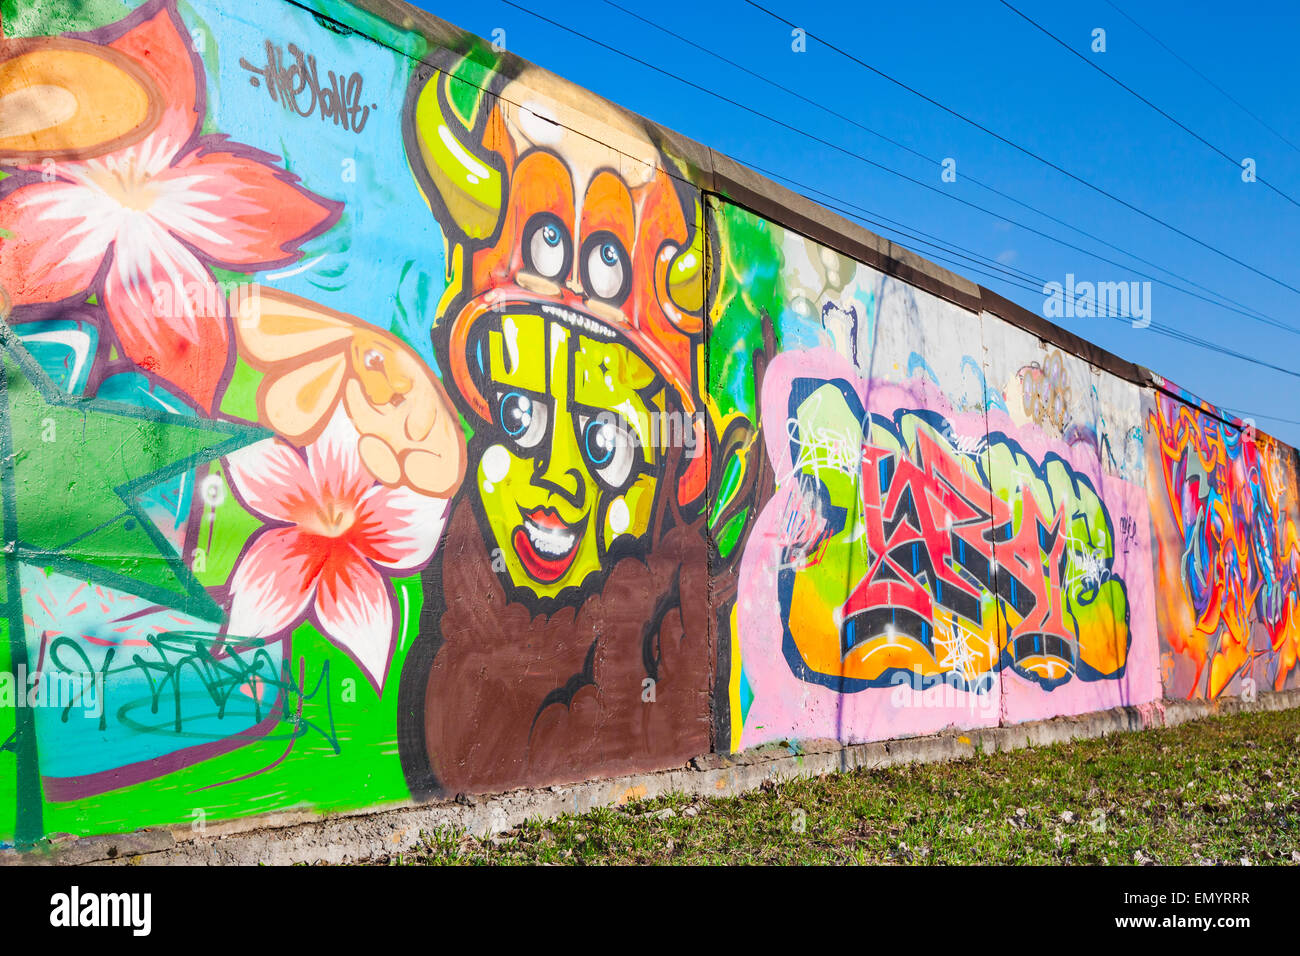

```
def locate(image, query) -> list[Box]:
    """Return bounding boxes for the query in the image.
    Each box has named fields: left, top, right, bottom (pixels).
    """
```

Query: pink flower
left=0, top=0, right=340, bottom=411
left=224, top=411, right=448, bottom=691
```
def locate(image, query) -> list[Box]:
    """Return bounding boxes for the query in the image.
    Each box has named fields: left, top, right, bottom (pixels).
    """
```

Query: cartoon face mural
left=1146, top=392, right=1300, bottom=699
left=394, top=55, right=712, bottom=796
left=405, top=59, right=705, bottom=606
left=473, top=313, right=665, bottom=596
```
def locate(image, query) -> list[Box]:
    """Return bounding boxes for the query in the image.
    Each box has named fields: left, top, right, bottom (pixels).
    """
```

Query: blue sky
left=413, top=0, right=1300, bottom=445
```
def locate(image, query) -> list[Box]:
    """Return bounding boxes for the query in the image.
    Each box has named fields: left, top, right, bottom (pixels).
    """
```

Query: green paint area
left=0, top=330, right=267, bottom=845
left=0, top=617, right=16, bottom=844
left=715, top=508, right=748, bottom=559
left=707, top=198, right=785, bottom=428
left=218, top=357, right=263, bottom=433
left=192, top=460, right=260, bottom=588
left=2, top=348, right=259, bottom=623
left=984, top=438, right=1130, bottom=674
left=38, top=576, right=425, bottom=839
left=1, top=0, right=135, bottom=36
left=0, top=327, right=431, bottom=843
left=705, top=199, right=787, bottom=542
left=444, top=39, right=501, bottom=124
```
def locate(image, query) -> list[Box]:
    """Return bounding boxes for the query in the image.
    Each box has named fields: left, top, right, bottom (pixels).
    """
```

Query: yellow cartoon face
left=473, top=310, right=664, bottom=599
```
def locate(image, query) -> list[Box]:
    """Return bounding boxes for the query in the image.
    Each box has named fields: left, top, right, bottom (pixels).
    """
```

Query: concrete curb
left=6, top=689, right=1297, bottom=866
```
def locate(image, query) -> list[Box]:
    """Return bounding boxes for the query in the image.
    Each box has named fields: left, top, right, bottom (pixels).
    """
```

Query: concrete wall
left=0, top=0, right=1295, bottom=852
left=708, top=201, right=1162, bottom=751
left=1144, top=384, right=1300, bottom=699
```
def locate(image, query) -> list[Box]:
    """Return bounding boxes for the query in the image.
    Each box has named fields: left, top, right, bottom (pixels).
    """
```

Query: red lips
left=512, top=507, right=583, bottom=584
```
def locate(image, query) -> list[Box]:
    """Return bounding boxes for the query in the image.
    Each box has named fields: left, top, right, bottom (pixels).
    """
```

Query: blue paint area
left=20, top=566, right=278, bottom=781
left=961, top=356, right=1007, bottom=414
left=908, top=351, right=940, bottom=384
left=738, top=664, right=753, bottom=724
left=13, top=320, right=99, bottom=396
left=181, top=0, right=450, bottom=375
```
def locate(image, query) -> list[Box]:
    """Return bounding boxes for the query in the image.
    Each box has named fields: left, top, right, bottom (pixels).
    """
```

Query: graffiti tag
left=240, top=39, right=377, bottom=134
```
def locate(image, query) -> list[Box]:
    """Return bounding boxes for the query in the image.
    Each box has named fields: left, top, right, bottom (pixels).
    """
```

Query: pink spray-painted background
left=734, top=348, right=1160, bottom=750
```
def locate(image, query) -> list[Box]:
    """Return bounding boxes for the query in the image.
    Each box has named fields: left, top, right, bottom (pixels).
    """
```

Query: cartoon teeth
left=523, top=515, right=577, bottom=556
left=539, top=303, right=616, bottom=339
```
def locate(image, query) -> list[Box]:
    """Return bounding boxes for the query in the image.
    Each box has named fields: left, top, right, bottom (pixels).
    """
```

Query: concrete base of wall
left=6, top=690, right=1298, bottom=865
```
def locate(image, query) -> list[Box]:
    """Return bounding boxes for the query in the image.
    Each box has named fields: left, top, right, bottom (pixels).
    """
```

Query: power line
left=1101, top=0, right=1300, bottom=159
left=708, top=148, right=1300, bottom=386
left=746, top=160, right=1074, bottom=289
left=742, top=157, right=1300, bottom=383
left=1223, top=408, right=1300, bottom=428
left=493, top=1, right=1300, bottom=382
left=282, top=0, right=1299, bottom=436
left=600, top=0, right=1282, bottom=330
left=502, top=0, right=1300, bottom=336
left=741, top=0, right=1300, bottom=299
left=995, top=0, right=1300, bottom=210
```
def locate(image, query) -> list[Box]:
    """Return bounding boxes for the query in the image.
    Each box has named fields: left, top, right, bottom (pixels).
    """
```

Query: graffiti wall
left=0, top=0, right=1295, bottom=850
left=1144, top=390, right=1300, bottom=699
left=706, top=200, right=1161, bottom=751
left=0, top=0, right=710, bottom=846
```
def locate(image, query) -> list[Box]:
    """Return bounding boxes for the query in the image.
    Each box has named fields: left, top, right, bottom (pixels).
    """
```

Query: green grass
left=381, top=707, right=1300, bottom=865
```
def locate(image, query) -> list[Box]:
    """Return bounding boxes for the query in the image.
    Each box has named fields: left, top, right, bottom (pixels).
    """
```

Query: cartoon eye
left=523, top=213, right=571, bottom=280
left=579, top=412, right=637, bottom=489
left=581, top=232, right=629, bottom=304
left=363, top=349, right=384, bottom=370
left=498, top=390, right=548, bottom=449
